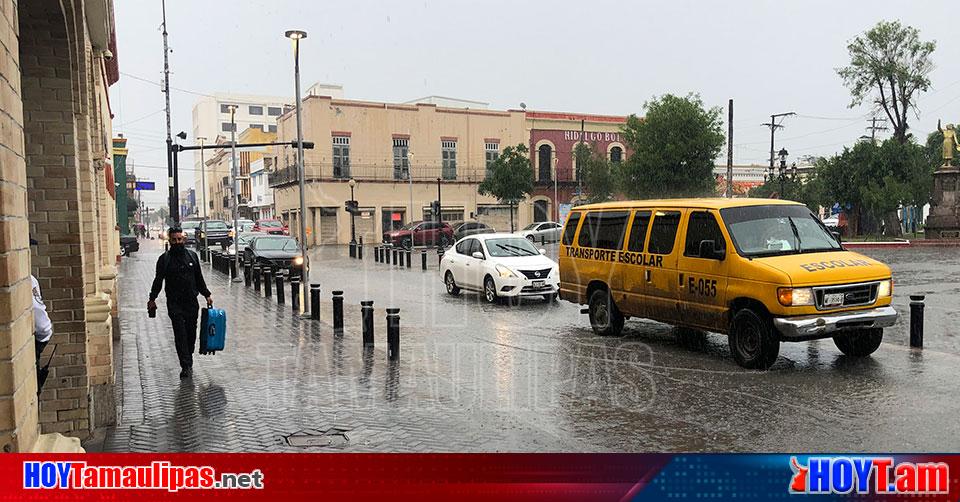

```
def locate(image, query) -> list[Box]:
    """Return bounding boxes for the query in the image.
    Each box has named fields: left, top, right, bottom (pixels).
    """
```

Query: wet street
left=93, top=239, right=960, bottom=453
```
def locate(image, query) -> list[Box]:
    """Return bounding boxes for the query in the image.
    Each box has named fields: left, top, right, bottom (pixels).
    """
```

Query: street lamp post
left=197, top=136, right=209, bottom=260
left=407, top=151, right=414, bottom=223
left=348, top=178, right=357, bottom=257
left=286, top=29, right=309, bottom=316
left=777, top=147, right=789, bottom=199
left=228, top=107, right=242, bottom=281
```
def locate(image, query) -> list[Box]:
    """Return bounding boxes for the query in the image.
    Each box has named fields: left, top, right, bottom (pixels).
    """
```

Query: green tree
left=619, top=93, right=725, bottom=198
left=478, top=143, right=533, bottom=232
left=837, top=20, right=936, bottom=143
left=575, top=143, right=619, bottom=203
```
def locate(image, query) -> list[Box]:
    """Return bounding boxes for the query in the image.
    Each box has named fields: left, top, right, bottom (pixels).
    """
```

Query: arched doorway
left=610, top=146, right=623, bottom=164
left=538, top=144, right=552, bottom=182
left=533, top=199, right=549, bottom=222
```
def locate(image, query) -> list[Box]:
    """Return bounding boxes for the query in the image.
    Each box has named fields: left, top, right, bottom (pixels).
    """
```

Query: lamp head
left=348, top=178, right=356, bottom=188
left=176, top=131, right=187, bottom=140
left=285, top=30, right=307, bottom=40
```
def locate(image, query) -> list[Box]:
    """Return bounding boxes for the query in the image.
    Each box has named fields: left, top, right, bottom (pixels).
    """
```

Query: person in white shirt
left=29, top=238, right=53, bottom=364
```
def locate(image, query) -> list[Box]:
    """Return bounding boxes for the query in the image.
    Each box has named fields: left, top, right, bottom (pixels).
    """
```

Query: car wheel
left=588, top=289, right=624, bottom=336
left=401, top=237, right=412, bottom=250
left=444, top=271, right=461, bottom=296
left=833, top=328, right=883, bottom=357
left=483, top=276, right=498, bottom=304
left=729, top=308, right=780, bottom=369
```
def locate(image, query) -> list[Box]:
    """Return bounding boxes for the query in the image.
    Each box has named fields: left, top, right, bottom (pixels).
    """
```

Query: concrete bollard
left=290, top=277, right=301, bottom=313
left=332, top=290, right=344, bottom=335
left=361, top=300, right=375, bottom=346
left=910, top=295, right=925, bottom=348
left=386, top=308, right=400, bottom=361
left=398, top=249, right=405, bottom=267
left=263, top=267, right=273, bottom=298
left=252, top=264, right=261, bottom=292
left=421, top=251, right=427, bottom=271
left=406, top=250, right=412, bottom=269
left=276, top=270, right=286, bottom=305
left=244, top=261, right=252, bottom=287
left=310, top=283, right=321, bottom=321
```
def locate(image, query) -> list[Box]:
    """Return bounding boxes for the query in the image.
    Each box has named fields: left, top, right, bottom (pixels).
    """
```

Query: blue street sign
left=135, top=181, right=155, bottom=191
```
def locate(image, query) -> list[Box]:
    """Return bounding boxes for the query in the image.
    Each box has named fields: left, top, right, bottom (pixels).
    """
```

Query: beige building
left=203, top=128, right=277, bottom=221
left=270, top=96, right=529, bottom=245
left=1, top=0, right=122, bottom=452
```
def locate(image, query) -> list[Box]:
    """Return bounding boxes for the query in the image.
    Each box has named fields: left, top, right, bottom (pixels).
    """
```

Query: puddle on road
left=283, top=428, right=350, bottom=448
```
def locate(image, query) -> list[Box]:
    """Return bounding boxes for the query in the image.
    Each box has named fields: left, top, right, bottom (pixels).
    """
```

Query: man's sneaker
left=179, top=368, right=192, bottom=379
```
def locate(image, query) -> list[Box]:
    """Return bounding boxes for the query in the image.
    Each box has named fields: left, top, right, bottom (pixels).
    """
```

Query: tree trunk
left=883, top=210, right=902, bottom=238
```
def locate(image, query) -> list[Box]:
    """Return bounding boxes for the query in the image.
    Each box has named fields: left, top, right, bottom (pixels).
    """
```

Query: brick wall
left=0, top=0, right=41, bottom=453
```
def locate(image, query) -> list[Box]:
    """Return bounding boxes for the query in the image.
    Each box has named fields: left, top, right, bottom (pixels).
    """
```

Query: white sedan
left=517, top=221, right=562, bottom=243
left=441, top=233, right=560, bottom=303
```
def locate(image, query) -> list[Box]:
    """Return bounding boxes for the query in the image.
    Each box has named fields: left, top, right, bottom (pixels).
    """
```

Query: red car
left=253, top=219, right=288, bottom=235
left=383, top=221, right=454, bottom=249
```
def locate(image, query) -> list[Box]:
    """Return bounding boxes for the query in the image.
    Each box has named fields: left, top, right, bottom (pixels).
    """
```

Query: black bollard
left=361, top=301, right=375, bottom=346
left=332, top=290, right=344, bottom=334
left=263, top=267, right=273, bottom=298
left=229, top=258, right=237, bottom=279
left=310, top=283, right=321, bottom=321
left=541, top=235, right=545, bottom=246
left=290, top=277, right=301, bottom=313
left=349, top=241, right=356, bottom=259
left=276, top=270, right=286, bottom=305
left=398, top=249, right=405, bottom=267
left=910, top=295, right=925, bottom=348
left=244, top=261, right=252, bottom=287
left=386, top=246, right=392, bottom=265
left=357, top=241, right=363, bottom=260
left=421, top=250, right=427, bottom=271
left=375, top=246, right=381, bottom=263
left=392, top=248, right=398, bottom=266
left=252, top=264, right=261, bottom=292
left=406, top=250, right=412, bottom=269
left=386, top=308, right=400, bottom=361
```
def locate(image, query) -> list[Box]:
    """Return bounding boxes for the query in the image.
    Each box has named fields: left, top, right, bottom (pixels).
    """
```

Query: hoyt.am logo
left=789, top=456, right=949, bottom=495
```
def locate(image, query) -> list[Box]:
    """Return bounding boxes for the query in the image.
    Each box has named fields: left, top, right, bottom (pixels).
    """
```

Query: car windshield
left=205, top=221, right=228, bottom=230
left=485, top=238, right=540, bottom=257
left=521, top=223, right=540, bottom=231
left=721, top=205, right=842, bottom=257
left=237, top=233, right=261, bottom=245
left=181, top=221, right=199, bottom=229
left=260, top=220, right=282, bottom=228
left=401, top=221, right=422, bottom=230
left=256, top=238, right=299, bottom=251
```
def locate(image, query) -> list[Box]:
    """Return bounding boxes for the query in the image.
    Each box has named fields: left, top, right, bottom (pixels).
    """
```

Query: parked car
left=243, top=235, right=304, bottom=276
left=225, top=232, right=268, bottom=257
left=441, top=233, right=559, bottom=304
left=517, top=221, right=562, bottom=243
left=253, top=219, right=288, bottom=235
left=449, top=220, right=495, bottom=241
left=383, top=220, right=454, bottom=249
left=119, top=235, right=139, bottom=256
left=180, top=220, right=201, bottom=245
left=196, top=220, right=233, bottom=249
left=821, top=215, right=840, bottom=232
left=233, top=219, right=255, bottom=232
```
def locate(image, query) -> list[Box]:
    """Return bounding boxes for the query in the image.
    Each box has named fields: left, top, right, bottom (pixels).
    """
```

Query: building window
left=268, top=125, right=277, bottom=133
left=268, top=106, right=282, bottom=116
left=251, top=124, right=264, bottom=131
left=538, top=144, right=552, bottom=182
left=441, top=140, right=457, bottom=180
left=333, top=136, right=350, bottom=178
left=249, top=105, right=263, bottom=115
left=220, top=103, right=233, bottom=113
left=393, top=138, right=409, bottom=180
left=221, top=122, right=236, bottom=132
left=610, top=146, right=623, bottom=164
left=485, top=143, right=499, bottom=178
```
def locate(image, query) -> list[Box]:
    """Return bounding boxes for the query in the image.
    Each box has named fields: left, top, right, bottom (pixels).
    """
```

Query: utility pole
left=866, top=116, right=888, bottom=144
left=726, top=99, right=733, bottom=198
left=761, top=112, right=795, bottom=183
left=577, top=119, right=584, bottom=203
left=161, top=0, right=177, bottom=224
left=229, top=106, right=241, bottom=281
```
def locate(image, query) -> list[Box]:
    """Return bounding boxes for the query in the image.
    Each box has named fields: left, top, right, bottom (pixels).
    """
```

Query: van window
left=684, top=211, right=726, bottom=257
left=627, top=211, right=652, bottom=252
left=577, top=211, right=629, bottom=250
left=647, top=211, right=681, bottom=255
left=561, top=212, right=582, bottom=245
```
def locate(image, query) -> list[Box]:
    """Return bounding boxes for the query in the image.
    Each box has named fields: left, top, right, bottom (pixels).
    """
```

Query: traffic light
left=430, top=200, right=440, bottom=218
left=344, top=200, right=359, bottom=214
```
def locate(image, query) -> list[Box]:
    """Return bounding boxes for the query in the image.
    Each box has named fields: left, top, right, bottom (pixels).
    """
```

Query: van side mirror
left=699, top=240, right=725, bottom=260
left=831, top=231, right=842, bottom=244
left=472, top=251, right=484, bottom=260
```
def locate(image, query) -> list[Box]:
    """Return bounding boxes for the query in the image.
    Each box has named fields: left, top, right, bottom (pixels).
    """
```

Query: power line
left=120, top=70, right=217, bottom=98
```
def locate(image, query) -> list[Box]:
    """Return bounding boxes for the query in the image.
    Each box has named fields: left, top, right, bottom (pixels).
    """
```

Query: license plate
left=532, top=280, right=545, bottom=287
left=823, top=293, right=844, bottom=307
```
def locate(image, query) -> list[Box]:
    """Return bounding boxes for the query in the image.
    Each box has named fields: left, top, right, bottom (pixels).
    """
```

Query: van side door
left=575, top=210, right=630, bottom=303
left=677, top=210, right=730, bottom=331
left=619, top=210, right=652, bottom=319
left=644, top=209, right=684, bottom=323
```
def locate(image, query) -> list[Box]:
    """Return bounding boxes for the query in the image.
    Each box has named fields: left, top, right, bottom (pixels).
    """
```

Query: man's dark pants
left=167, top=299, right=199, bottom=370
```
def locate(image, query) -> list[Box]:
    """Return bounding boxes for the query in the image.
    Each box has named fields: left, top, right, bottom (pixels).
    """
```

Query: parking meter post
left=332, top=290, right=344, bottom=335
left=386, top=308, right=400, bottom=361
left=361, top=301, right=375, bottom=347
left=310, top=283, right=321, bottom=321
left=262, top=267, right=272, bottom=298
left=910, top=295, right=925, bottom=348
left=276, top=270, right=286, bottom=305
left=290, top=277, right=300, bottom=313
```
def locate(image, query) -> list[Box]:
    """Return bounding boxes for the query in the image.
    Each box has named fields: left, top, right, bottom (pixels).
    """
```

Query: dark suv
left=196, top=220, right=233, bottom=249
left=383, top=221, right=454, bottom=249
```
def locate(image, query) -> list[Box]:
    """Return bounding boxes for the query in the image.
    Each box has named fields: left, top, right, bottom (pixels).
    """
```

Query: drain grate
left=283, top=427, right=350, bottom=448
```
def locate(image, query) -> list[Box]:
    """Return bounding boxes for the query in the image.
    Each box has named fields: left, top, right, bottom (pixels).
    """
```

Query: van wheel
left=729, top=308, right=780, bottom=369
left=833, top=328, right=882, bottom=357
left=588, top=289, right=624, bottom=337
left=444, top=271, right=460, bottom=296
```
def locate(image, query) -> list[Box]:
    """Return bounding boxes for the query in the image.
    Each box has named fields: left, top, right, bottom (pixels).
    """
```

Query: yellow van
left=558, top=198, right=898, bottom=369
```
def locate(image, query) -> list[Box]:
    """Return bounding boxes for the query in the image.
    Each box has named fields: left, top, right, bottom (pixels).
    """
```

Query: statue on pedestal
left=937, top=120, right=959, bottom=166
left=926, top=119, right=960, bottom=238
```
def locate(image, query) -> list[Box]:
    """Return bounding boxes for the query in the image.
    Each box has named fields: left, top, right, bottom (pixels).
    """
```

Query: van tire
left=833, top=328, right=883, bottom=357
left=729, top=308, right=780, bottom=369
left=588, top=289, right=624, bottom=337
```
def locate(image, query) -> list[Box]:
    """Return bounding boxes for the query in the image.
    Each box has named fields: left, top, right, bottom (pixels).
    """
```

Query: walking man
left=148, top=227, right=213, bottom=379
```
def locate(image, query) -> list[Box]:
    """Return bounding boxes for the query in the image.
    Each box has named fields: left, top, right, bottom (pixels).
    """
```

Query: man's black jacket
left=149, top=248, right=211, bottom=304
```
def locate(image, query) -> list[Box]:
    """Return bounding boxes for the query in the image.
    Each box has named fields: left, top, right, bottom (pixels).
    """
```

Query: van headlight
left=496, top=264, right=517, bottom=278
left=778, top=287, right=815, bottom=306
left=877, top=279, right=892, bottom=298
left=292, top=256, right=304, bottom=266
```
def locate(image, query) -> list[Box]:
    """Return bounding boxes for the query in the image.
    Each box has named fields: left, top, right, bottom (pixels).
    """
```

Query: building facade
left=202, top=128, right=276, bottom=221
left=249, top=157, right=275, bottom=220
left=1, top=0, right=122, bottom=452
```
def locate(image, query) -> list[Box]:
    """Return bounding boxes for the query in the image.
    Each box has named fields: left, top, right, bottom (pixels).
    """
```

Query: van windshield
left=720, top=205, right=842, bottom=257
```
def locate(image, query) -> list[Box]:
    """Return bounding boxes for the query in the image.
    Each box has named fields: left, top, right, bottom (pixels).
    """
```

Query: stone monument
left=925, top=120, right=960, bottom=239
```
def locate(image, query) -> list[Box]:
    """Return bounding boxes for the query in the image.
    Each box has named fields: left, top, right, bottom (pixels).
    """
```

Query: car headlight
left=496, top=264, right=517, bottom=278
left=777, top=287, right=814, bottom=306
left=877, top=279, right=892, bottom=298
left=198, top=232, right=205, bottom=238
left=292, top=256, right=304, bottom=266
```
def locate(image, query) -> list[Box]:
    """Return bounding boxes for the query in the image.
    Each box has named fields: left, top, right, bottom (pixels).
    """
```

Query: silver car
left=517, top=221, right=562, bottom=243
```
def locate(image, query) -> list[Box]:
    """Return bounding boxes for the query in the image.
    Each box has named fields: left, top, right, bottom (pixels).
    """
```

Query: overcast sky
left=111, top=0, right=960, bottom=209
